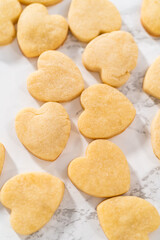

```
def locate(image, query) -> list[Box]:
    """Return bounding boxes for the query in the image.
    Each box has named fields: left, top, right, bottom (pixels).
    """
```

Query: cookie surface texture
left=68, top=0, right=121, bottom=42
left=97, top=196, right=160, bottom=240
left=17, top=3, right=68, bottom=57
left=15, top=102, right=71, bottom=161
left=0, top=0, right=22, bottom=45
left=141, top=0, right=160, bottom=36
left=82, top=31, right=138, bottom=87
left=27, top=50, right=84, bottom=102
left=78, top=84, right=136, bottom=139
left=19, top=0, right=62, bottom=6
left=143, top=56, right=160, bottom=99
left=68, top=140, right=130, bottom=197
left=0, top=172, right=64, bottom=235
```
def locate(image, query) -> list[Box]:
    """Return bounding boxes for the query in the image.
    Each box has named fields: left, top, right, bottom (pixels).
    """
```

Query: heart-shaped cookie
left=143, top=56, right=160, bottom=99
left=151, top=110, right=160, bottom=160
left=0, top=0, right=22, bottom=45
left=19, top=0, right=62, bottom=6
left=17, top=3, right=68, bottom=58
left=97, top=196, right=160, bottom=240
left=27, top=50, right=84, bottom=102
left=78, top=84, right=136, bottom=139
left=68, top=140, right=130, bottom=197
left=0, top=143, right=5, bottom=175
left=15, top=102, right=71, bottom=161
left=0, top=172, right=64, bottom=235
left=68, top=0, right=121, bottom=43
left=141, top=0, right=160, bottom=36
left=82, top=31, right=138, bottom=87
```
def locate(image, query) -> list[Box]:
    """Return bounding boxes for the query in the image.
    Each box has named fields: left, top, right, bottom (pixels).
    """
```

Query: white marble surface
left=0, top=0, right=160, bottom=239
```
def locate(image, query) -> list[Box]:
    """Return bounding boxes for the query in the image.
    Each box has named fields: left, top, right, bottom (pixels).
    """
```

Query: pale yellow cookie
left=141, top=0, right=160, bottom=37
left=151, top=110, right=160, bottom=160
left=0, top=172, right=64, bottom=235
left=0, top=143, right=5, bottom=175
left=97, top=196, right=160, bottom=240
left=17, top=3, right=68, bottom=58
left=15, top=102, right=71, bottom=161
left=27, top=50, right=84, bottom=102
left=0, top=0, right=22, bottom=45
left=143, top=56, right=160, bottom=99
left=68, top=0, right=121, bottom=43
left=19, top=0, right=62, bottom=6
left=82, top=31, right=138, bottom=87
left=68, top=140, right=130, bottom=197
left=78, top=84, right=136, bottom=139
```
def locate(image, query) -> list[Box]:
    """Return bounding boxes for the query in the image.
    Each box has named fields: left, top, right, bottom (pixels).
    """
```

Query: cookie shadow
left=28, top=120, right=84, bottom=181
left=0, top=150, right=18, bottom=214
left=119, top=50, right=149, bottom=106
left=0, top=38, right=23, bottom=63
left=46, top=120, right=84, bottom=179
left=62, top=96, right=82, bottom=119
left=125, top=164, right=142, bottom=198
left=0, top=150, right=18, bottom=188
left=150, top=226, right=160, bottom=240
left=48, top=0, right=71, bottom=18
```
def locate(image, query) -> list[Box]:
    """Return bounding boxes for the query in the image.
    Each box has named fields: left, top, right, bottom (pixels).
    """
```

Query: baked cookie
left=0, top=143, right=5, bottom=175
left=97, top=196, right=160, bottom=240
left=68, top=140, right=130, bottom=197
left=68, top=0, right=121, bottom=43
left=151, top=110, right=160, bottom=160
left=27, top=50, right=84, bottom=102
left=0, top=172, right=64, bottom=235
left=15, top=102, right=71, bottom=161
left=17, top=3, right=68, bottom=58
left=78, top=84, right=136, bottom=139
left=19, top=0, right=62, bottom=6
left=141, top=0, right=160, bottom=36
left=82, top=31, right=138, bottom=87
left=0, top=0, right=22, bottom=45
left=143, top=56, right=160, bottom=99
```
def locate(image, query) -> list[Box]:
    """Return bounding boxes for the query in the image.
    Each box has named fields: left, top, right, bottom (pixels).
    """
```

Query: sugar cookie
left=68, top=140, right=130, bottom=197
left=0, top=172, right=64, bottom=235
left=19, top=0, right=62, bottom=6
left=17, top=3, right=68, bottom=58
left=15, top=102, right=71, bottom=161
left=97, top=196, right=160, bottom=240
left=78, top=84, right=136, bottom=139
left=68, top=0, right=121, bottom=43
left=27, top=51, right=84, bottom=102
left=82, top=31, right=138, bottom=87
left=141, top=0, right=160, bottom=36
left=143, top=56, right=160, bottom=99
left=0, top=0, right=22, bottom=45
left=151, top=110, right=160, bottom=160
left=0, top=143, right=5, bottom=175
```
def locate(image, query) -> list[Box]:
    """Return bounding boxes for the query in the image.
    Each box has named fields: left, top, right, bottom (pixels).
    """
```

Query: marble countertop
left=0, top=0, right=160, bottom=239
